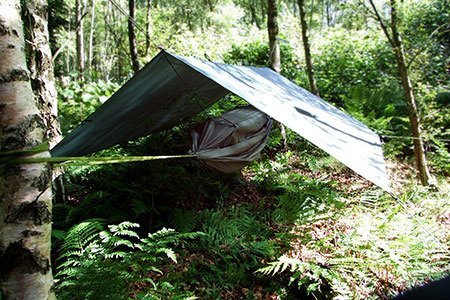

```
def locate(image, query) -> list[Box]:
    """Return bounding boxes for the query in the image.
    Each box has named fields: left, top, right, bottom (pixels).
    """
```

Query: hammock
left=190, top=106, right=272, bottom=173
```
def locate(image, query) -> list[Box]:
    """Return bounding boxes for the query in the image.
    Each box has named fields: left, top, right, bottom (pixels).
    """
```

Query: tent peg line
left=3, top=154, right=197, bottom=166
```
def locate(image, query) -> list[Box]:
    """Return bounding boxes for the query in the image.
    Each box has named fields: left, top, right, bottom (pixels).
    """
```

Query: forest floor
left=54, top=149, right=450, bottom=299
left=142, top=155, right=450, bottom=299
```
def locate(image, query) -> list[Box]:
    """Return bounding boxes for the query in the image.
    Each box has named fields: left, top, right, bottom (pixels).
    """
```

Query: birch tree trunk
left=128, top=0, right=140, bottom=74
left=267, top=0, right=281, bottom=73
left=23, top=0, right=61, bottom=149
left=298, top=0, right=319, bottom=96
left=76, top=0, right=85, bottom=80
left=0, top=0, right=55, bottom=299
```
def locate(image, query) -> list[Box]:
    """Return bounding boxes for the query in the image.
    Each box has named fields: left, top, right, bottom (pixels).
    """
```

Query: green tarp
left=51, top=50, right=391, bottom=191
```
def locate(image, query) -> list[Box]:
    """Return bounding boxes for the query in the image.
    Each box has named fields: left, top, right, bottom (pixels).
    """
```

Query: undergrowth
left=55, top=220, right=201, bottom=299
left=258, top=184, right=450, bottom=299
left=53, top=142, right=450, bottom=299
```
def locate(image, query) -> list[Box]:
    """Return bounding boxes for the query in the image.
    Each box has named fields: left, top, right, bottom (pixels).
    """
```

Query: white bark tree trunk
left=23, top=0, right=61, bottom=149
left=0, top=0, right=55, bottom=299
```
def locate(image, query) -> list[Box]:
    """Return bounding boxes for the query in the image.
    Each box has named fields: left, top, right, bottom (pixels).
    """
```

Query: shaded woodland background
left=2, top=0, right=449, bottom=299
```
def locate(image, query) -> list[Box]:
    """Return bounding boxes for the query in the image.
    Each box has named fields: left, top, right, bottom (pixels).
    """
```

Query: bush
left=57, top=78, right=120, bottom=135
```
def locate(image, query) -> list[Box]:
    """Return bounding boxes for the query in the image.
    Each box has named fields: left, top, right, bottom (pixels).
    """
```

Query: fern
left=169, top=208, right=197, bottom=232
left=257, top=255, right=340, bottom=295
left=55, top=220, right=202, bottom=299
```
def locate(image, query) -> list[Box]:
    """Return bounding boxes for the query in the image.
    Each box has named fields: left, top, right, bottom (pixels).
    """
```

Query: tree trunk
left=76, top=0, right=85, bottom=80
left=326, top=0, right=331, bottom=27
left=250, top=6, right=261, bottom=29
left=88, top=0, right=95, bottom=76
left=389, top=0, right=431, bottom=185
left=298, top=0, right=319, bottom=96
left=267, top=0, right=287, bottom=148
left=267, top=0, right=280, bottom=73
left=205, top=0, right=213, bottom=11
left=128, top=0, right=140, bottom=74
left=145, top=0, right=151, bottom=55
left=23, top=0, right=61, bottom=149
left=0, top=0, right=55, bottom=299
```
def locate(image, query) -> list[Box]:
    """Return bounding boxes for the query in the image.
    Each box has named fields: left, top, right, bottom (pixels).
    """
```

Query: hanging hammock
left=190, top=106, right=272, bottom=173
left=4, top=106, right=272, bottom=174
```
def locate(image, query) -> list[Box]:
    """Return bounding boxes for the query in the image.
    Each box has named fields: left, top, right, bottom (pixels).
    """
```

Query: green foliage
left=258, top=185, right=450, bottom=299
left=224, top=40, right=301, bottom=80
left=258, top=255, right=338, bottom=297
left=50, top=1, right=450, bottom=299
left=55, top=220, right=201, bottom=299
left=273, top=174, right=344, bottom=224
left=58, top=79, right=120, bottom=135
left=314, top=30, right=398, bottom=106
left=170, top=206, right=281, bottom=295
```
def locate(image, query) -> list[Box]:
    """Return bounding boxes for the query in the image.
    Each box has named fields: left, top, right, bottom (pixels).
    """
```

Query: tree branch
left=51, top=12, right=88, bottom=63
left=366, top=0, right=396, bottom=48
left=405, top=24, right=449, bottom=69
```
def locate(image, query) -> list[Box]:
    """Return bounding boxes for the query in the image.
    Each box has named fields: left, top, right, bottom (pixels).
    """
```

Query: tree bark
left=0, top=0, right=55, bottom=299
left=23, top=0, right=61, bottom=149
left=128, top=0, right=140, bottom=74
left=389, top=0, right=431, bottom=185
left=298, top=0, right=319, bottom=96
left=267, top=0, right=280, bottom=73
left=88, top=0, right=95, bottom=76
left=76, top=0, right=85, bottom=80
left=267, top=0, right=287, bottom=148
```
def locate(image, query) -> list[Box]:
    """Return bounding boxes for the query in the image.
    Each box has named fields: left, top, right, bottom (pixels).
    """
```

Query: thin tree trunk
left=0, top=0, right=55, bottom=299
left=250, top=6, right=261, bottom=29
left=102, top=0, right=111, bottom=80
left=309, top=0, right=314, bottom=27
left=367, top=0, right=431, bottom=185
left=145, top=0, right=152, bottom=55
left=67, top=4, right=71, bottom=73
left=76, top=0, right=85, bottom=80
left=267, top=0, right=280, bottom=73
left=298, top=0, right=319, bottom=96
left=88, top=0, right=95, bottom=76
left=326, top=0, right=331, bottom=27
left=205, top=0, right=213, bottom=11
left=128, top=0, right=140, bottom=74
left=23, top=0, right=61, bottom=149
left=389, top=0, right=431, bottom=185
left=267, top=0, right=287, bottom=148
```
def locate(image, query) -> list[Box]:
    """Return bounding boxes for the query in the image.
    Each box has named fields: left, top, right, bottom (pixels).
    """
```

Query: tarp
left=51, top=50, right=390, bottom=191
left=190, top=106, right=272, bottom=173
